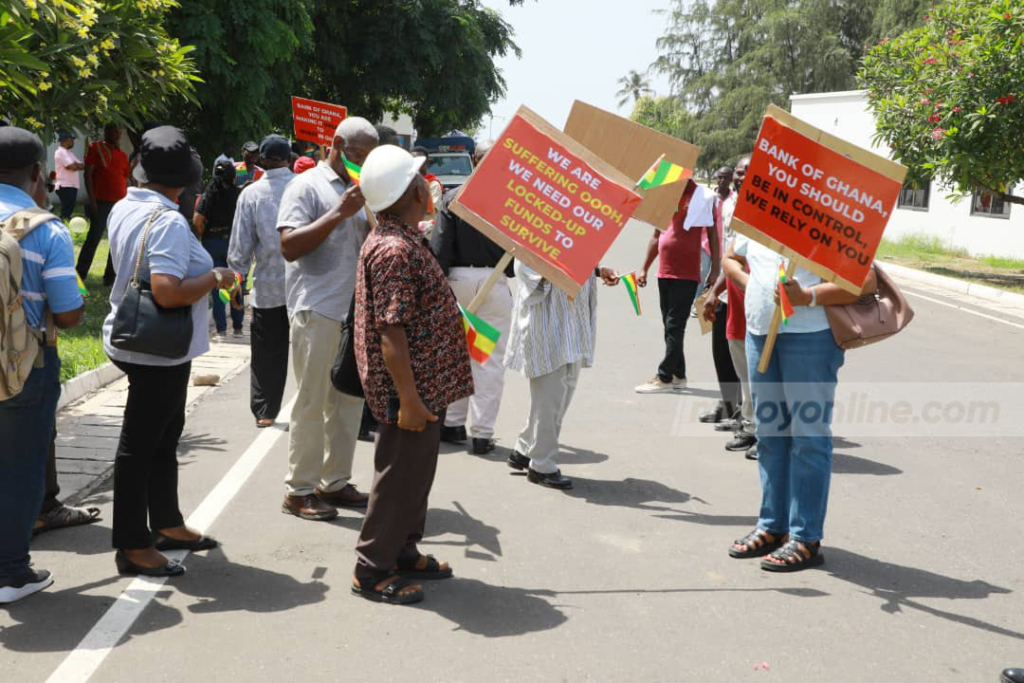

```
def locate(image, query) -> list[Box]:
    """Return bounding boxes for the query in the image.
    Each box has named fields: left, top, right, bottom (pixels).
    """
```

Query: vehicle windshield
left=428, top=155, right=473, bottom=177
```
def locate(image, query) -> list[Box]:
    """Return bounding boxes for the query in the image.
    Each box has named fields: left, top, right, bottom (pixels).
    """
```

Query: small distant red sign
left=291, top=96, right=347, bottom=148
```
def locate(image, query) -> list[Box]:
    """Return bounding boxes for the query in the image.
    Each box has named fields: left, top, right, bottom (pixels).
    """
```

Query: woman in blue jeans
left=722, top=234, right=877, bottom=572
left=194, top=160, right=244, bottom=335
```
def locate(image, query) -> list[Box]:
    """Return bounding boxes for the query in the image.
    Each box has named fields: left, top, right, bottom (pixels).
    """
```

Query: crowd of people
left=2, top=114, right=880, bottom=609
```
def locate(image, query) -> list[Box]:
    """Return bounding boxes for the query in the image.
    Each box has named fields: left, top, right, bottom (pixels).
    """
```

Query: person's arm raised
left=280, top=185, right=365, bottom=262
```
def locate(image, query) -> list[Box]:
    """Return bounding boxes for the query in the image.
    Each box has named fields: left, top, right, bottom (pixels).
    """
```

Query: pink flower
left=931, top=128, right=946, bottom=140
left=920, top=98, right=930, bottom=105
left=928, top=114, right=941, bottom=123
left=1006, top=13, right=1012, bottom=19
left=923, top=56, right=938, bottom=64
left=952, top=106, right=962, bottom=113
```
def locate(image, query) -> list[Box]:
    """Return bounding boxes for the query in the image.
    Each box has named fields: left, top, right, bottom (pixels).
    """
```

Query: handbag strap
left=128, top=207, right=171, bottom=289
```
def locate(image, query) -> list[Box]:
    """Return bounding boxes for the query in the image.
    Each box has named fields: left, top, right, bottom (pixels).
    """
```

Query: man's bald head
left=333, top=117, right=379, bottom=168
left=0, top=126, right=45, bottom=191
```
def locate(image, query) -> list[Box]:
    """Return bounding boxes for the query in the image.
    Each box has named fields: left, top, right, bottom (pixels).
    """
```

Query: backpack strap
left=3, top=207, right=64, bottom=349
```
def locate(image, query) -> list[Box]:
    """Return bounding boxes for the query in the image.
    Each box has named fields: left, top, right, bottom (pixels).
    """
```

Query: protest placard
left=451, top=106, right=642, bottom=298
left=291, top=96, right=347, bottom=149
left=731, top=104, right=906, bottom=370
left=563, top=101, right=700, bottom=230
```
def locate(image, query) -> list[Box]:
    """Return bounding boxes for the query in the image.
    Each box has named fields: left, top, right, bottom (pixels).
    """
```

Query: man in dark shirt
left=429, top=142, right=514, bottom=455
left=352, top=145, right=473, bottom=605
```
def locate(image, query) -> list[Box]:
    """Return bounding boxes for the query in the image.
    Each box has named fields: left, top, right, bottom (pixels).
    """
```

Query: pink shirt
left=54, top=146, right=81, bottom=190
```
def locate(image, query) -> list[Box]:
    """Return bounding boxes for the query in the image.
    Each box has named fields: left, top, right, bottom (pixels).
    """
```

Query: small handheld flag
left=459, top=303, right=501, bottom=365
left=76, top=273, right=88, bottom=297
left=342, top=156, right=361, bottom=185
left=218, top=272, right=243, bottom=305
left=777, top=263, right=795, bottom=324
left=637, top=156, right=692, bottom=190
left=621, top=272, right=642, bottom=316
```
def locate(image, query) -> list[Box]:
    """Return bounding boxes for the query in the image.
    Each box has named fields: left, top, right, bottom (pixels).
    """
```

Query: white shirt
left=228, top=167, right=294, bottom=309
left=734, top=235, right=829, bottom=336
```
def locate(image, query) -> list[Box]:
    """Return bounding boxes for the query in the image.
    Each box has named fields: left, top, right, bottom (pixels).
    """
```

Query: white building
left=790, top=90, right=1023, bottom=259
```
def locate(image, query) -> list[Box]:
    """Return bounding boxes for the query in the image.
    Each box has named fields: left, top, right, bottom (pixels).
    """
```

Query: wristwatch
left=212, top=269, right=224, bottom=286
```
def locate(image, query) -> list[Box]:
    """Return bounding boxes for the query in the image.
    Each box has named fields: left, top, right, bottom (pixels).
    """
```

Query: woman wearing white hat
left=351, top=145, right=474, bottom=604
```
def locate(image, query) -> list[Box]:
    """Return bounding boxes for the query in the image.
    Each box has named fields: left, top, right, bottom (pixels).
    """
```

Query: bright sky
left=479, top=0, right=672, bottom=141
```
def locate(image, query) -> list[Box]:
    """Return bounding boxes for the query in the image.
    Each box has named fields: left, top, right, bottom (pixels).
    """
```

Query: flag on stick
left=76, top=273, right=88, bottom=297
left=218, top=272, right=243, bottom=305
left=777, top=263, right=795, bottom=324
left=459, top=303, right=501, bottom=365
left=621, top=272, right=642, bottom=316
left=637, top=156, right=692, bottom=190
left=342, top=156, right=361, bottom=185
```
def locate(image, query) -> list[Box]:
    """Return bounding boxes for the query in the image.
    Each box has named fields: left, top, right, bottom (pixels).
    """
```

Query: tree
left=616, top=70, right=653, bottom=108
left=166, top=0, right=313, bottom=162
left=0, top=0, right=199, bottom=143
left=859, top=0, right=1023, bottom=205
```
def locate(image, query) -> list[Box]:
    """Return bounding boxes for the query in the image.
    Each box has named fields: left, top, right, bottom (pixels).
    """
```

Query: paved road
left=4, top=226, right=1023, bottom=682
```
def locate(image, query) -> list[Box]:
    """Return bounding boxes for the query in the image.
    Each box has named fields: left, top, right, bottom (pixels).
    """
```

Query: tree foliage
left=633, top=0, right=930, bottom=175
left=615, top=70, right=653, bottom=108
left=0, top=0, right=199, bottom=142
left=859, top=0, right=1023, bottom=204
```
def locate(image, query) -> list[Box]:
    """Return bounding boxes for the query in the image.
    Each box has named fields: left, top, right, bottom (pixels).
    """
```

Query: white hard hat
left=360, top=145, right=427, bottom=212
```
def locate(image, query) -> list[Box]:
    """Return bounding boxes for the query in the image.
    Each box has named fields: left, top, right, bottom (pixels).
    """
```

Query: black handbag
left=109, top=208, right=194, bottom=359
left=330, top=293, right=364, bottom=397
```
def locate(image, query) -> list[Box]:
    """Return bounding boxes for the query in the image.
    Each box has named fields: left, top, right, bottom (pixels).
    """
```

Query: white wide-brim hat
left=361, top=145, right=427, bottom=212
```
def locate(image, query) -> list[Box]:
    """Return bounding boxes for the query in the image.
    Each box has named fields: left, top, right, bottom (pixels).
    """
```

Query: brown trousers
left=355, top=409, right=445, bottom=579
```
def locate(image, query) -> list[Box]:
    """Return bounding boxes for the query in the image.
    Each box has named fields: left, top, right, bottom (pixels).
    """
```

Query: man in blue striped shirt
left=0, top=127, right=84, bottom=604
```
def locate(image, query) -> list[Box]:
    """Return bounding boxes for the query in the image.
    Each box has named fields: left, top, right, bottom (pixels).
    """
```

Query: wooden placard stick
left=757, top=256, right=798, bottom=373
left=466, top=251, right=514, bottom=314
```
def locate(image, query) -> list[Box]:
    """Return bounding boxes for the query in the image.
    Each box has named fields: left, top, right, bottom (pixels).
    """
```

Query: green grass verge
left=877, top=233, right=1024, bottom=295
left=61, top=228, right=113, bottom=383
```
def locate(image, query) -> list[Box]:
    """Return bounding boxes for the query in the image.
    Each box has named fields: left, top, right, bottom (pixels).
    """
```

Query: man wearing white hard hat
left=351, top=145, right=473, bottom=604
left=276, top=117, right=378, bottom=522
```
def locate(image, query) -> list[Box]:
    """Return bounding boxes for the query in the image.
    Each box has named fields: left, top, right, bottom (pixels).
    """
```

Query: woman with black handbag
left=102, top=127, right=236, bottom=577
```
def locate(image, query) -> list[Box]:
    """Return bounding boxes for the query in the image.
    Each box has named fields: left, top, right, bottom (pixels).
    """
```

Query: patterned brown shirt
left=355, top=214, right=474, bottom=423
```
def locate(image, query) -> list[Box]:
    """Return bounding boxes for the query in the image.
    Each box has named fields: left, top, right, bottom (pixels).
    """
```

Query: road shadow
left=178, top=431, right=228, bottom=456
left=415, top=578, right=568, bottom=638
left=31, top=518, right=111, bottom=556
left=0, top=576, right=182, bottom=653
left=422, top=501, right=503, bottom=560
left=655, top=511, right=760, bottom=527
left=562, top=476, right=703, bottom=513
left=833, top=436, right=862, bottom=449
left=175, top=549, right=329, bottom=614
left=557, top=446, right=610, bottom=465
left=825, top=547, right=1022, bottom=640
left=832, top=452, right=903, bottom=476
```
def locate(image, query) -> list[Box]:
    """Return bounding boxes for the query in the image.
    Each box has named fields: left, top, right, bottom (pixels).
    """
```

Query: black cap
left=0, top=126, right=45, bottom=170
left=241, top=140, right=259, bottom=153
left=132, top=126, right=203, bottom=188
left=259, top=134, right=291, bottom=161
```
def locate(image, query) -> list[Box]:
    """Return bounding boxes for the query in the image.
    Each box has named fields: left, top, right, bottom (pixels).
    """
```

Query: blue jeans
left=746, top=329, right=844, bottom=543
left=0, top=347, right=61, bottom=579
left=202, top=237, right=244, bottom=333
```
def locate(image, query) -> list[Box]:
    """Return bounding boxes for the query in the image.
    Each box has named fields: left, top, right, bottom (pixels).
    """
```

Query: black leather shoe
left=745, top=445, right=758, bottom=461
left=1002, top=669, right=1024, bottom=683
left=714, top=419, right=740, bottom=432
left=698, top=404, right=726, bottom=424
left=153, top=531, right=219, bottom=552
left=507, top=451, right=530, bottom=470
left=440, top=425, right=467, bottom=444
left=115, top=550, right=185, bottom=577
left=472, top=438, right=496, bottom=455
left=726, top=433, right=757, bottom=452
left=527, top=468, right=573, bottom=489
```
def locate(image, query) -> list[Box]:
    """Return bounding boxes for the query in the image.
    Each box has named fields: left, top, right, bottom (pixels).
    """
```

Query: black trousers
left=712, top=300, right=742, bottom=417
left=55, top=187, right=77, bottom=222
left=41, top=426, right=61, bottom=514
left=250, top=306, right=289, bottom=421
left=355, top=409, right=445, bottom=579
left=657, top=278, right=699, bottom=382
left=110, top=360, right=190, bottom=550
left=77, top=199, right=116, bottom=284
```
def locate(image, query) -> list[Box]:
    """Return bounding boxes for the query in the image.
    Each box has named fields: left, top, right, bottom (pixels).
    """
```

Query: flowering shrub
left=0, top=0, right=199, bottom=142
left=859, top=0, right=1022, bottom=204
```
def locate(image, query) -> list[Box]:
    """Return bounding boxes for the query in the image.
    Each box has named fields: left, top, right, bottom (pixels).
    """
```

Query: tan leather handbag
left=826, top=265, right=914, bottom=349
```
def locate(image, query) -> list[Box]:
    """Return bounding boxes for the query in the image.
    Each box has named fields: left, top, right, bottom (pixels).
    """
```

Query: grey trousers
left=514, top=362, right=581, bottom=474
left=728, top=338, right=755, bottom=435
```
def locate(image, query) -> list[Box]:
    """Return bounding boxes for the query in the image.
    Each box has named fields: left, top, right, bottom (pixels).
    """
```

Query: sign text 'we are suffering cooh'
left=451, top=106, right=642, bottom=297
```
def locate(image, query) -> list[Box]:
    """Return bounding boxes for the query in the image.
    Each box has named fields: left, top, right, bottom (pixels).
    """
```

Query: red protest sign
left=291, top=96, right=347, bottom=148
left=732, top=105, right=906, bottom=294
left=451, top=106, right=642, bottom=297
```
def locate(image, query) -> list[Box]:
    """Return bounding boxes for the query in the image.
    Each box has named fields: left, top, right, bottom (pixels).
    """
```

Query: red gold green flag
left=778, top=263, right=795, bottom=324
left=343, top=156, right=361, bottom=185
left=459, top=303, right=501, bottom=365
left=637, top=158, right=692, bottom=190
left=621, top=272, right=642, bottom=316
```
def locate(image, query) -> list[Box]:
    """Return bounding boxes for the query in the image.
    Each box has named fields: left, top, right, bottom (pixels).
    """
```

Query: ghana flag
left=777, top=263, right=795, bottom=324
left=621, top=272, right=642, bottom=316
left=343, top=156, right=361, bottom=185
left=76, top=273, right=88, bottom=297
left=637, top=157, right=692, bottom=190
left=459, top=303, right=501, bottom=365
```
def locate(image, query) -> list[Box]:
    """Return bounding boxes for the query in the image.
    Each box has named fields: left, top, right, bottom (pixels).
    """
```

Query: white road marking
left=903, top=289, right=1024, bottom=331
left=45, top=399, right=295, bottom=683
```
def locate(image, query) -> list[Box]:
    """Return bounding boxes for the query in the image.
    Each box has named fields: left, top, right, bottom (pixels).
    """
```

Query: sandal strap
left=734, top=528, right=776, bottom=551
left=771, top=540, right=818, bottom=564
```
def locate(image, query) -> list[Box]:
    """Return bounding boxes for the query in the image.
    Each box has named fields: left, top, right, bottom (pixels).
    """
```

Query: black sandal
left=33, top=504, right=101, bottom=537
left=396, top=553, right=453, bottom=580
left=760, top=540, right=824, bottom=572
left=351, top=573, right=424, bottom=605
left=728, top=528, right=787, bottom=559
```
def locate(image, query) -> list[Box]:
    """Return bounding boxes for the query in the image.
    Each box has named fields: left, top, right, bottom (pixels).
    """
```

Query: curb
left=57, top=361, right=124, bottom=412
left=881, top=261, right=1024, bottom=309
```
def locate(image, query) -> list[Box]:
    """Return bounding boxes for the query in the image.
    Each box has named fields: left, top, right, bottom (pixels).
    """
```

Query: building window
left=971, top=187, right=1013, bottom=219
left=897, top=182, right=930, bottom=211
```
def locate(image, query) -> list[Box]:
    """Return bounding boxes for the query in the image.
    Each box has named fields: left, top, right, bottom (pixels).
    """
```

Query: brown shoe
left=315, top=483, right=369, bottom=508
left=281, top=494, right=338, bottom=521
